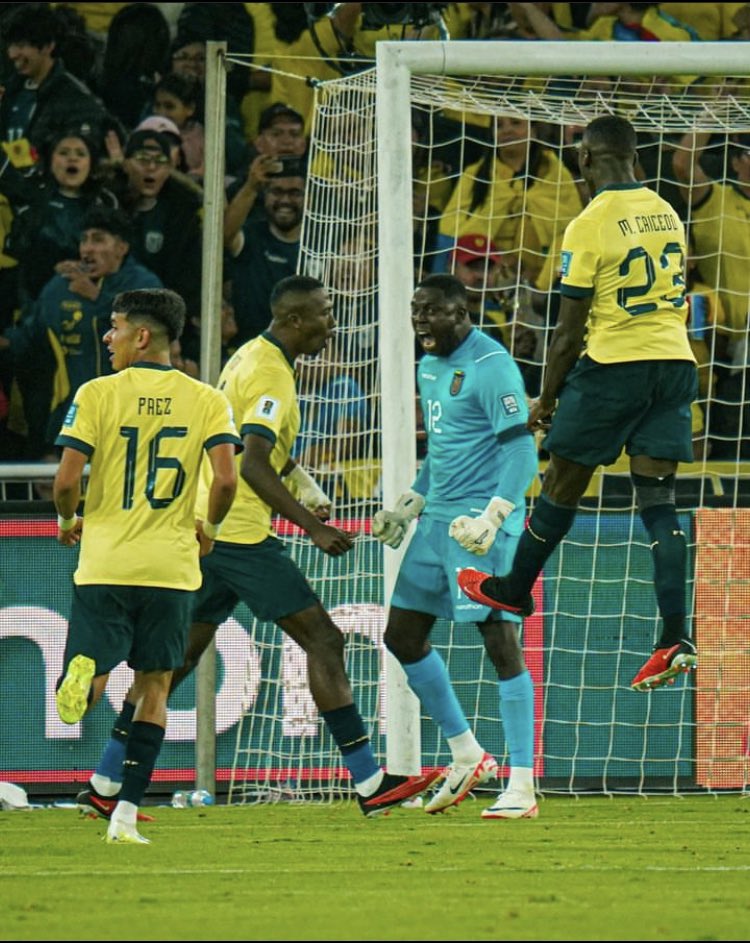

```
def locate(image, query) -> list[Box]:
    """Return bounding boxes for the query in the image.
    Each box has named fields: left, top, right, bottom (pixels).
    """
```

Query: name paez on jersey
left=138, top=396, right=173, bottom=416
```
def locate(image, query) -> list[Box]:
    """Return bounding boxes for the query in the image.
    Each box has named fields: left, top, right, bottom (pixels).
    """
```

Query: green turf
left=1, top=794, right=748, bottom=942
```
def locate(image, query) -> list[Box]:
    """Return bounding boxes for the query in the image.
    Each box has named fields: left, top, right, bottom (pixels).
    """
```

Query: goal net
left=224, top=41, right=750, bottom=803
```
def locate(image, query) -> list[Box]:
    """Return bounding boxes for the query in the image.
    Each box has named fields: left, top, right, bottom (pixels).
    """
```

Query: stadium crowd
left=0, top=1, right=749, bottom=472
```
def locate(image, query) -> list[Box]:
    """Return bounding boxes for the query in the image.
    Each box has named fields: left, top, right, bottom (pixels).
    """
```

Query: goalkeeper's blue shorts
left=391, top=513, right=522, bottom=624
left=62, top=583, right=192, bottom=674
left=192, top=536, right=319, bottom=625
left=544, top=356, right=697, bottom=467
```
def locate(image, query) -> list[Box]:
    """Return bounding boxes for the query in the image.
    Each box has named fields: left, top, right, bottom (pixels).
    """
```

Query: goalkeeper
left=79, top=275, right=439, bottom=820
left=373, top=273, right=539, bottom=819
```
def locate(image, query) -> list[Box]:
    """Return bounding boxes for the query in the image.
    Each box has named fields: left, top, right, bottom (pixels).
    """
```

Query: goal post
left=217, top=39, right=750, bottom=802
left=373, top=39, right=750, bottom=790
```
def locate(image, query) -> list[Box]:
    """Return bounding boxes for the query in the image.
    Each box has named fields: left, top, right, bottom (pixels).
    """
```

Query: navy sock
left=321, top=704, right=380, bottom=785
left=96, top=701, right=135, bottom=782
left=119, top=721, right=165, bottom=806
left=507, top=494, right=577, bottom=597
left=639, top=503, right=688, bottom=647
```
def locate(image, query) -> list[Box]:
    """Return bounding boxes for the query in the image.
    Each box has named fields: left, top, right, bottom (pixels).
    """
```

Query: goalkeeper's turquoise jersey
left=414, top=328, right=536, bottom=534
left=56, top=362, right=241, bottom=590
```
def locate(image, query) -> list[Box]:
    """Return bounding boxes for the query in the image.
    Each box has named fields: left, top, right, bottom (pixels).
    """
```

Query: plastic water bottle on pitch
left=171, top=790, right=189, bottom=808
left=189, top=789, right=215, bottom=807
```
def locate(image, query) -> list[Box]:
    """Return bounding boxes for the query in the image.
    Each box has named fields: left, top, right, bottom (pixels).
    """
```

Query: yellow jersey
left=688, top=181, right=750, bottom=333
left=438, top=148, right=583, bottom=292
left=56, top=363, right=241, bottom=590
left=196, top=333, right=299, bottom=545
left=560, top=183, right=696, bottom=364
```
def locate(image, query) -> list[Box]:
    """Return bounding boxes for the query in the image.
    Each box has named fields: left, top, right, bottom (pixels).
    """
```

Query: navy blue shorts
left=544, top=357, right=698, bottom=466
left=192, top=537, right=320, bottom=625
left=62, top=583, right=192, bottom=675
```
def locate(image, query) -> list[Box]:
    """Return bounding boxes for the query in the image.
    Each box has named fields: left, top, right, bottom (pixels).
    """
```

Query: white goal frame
left=374, top=39, right=750, bottom=772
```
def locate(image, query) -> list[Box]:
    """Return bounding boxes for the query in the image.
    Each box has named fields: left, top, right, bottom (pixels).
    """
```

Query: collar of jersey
left=595, top=182, right=644, bottom=195
left=261, top=330, right=295, bottom=369
left=442, top=327, right=477, bottom=360
left=131, top=361, right=174, bottom=371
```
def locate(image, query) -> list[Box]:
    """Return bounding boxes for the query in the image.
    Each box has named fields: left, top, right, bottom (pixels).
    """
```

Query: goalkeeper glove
left=284, top=464, right=332, bottom=515
left=372, top=490, right=425, bottom=549
left=449, top=497, right=515, bottom=555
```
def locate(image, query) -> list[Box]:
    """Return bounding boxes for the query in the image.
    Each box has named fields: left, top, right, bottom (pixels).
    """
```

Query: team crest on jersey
left=449, top=370, right=465, bottom=396
left=145, top=230, right=164, bottom=254
left=500, top=394, right=520, bottom=416
left=62, top=402, right=78, bottom=427
left=255, top=395, right=279, bottom=420
left=560, top=250, right=572, bottom=277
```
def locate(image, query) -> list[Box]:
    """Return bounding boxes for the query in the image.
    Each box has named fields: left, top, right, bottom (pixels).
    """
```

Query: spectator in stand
left=510, top=2, right=699, bottom=42
left=168, top=29, right=251, bottom=182
left=151, top=72, right=205, bottom=183
left=672, top=130, right=750, bottom=373
left=0, top=206, right=160, bottom=457
left=252, top=103, right=307, bottom=163
left=0, top=126, right=118, bottom=305
left=224, top=103, right=307, bottom=230
left=435, top=115, right=583, bottom=299
left=269, top=3, right=446, bottom=136
left=658, top=3, right=745, bottom=39
left=224, top=165, right=304, bottom=344
left=105, top=128, right=203, bottom=353
left=0, top=3, right=115, bottom=172
left=133, top=116, right=185, bottom=173
left=673, top=129, right=750, bottom=458
left=450, top=234, right=544, bottom=397
left=95, top=3, right=172, bottom=133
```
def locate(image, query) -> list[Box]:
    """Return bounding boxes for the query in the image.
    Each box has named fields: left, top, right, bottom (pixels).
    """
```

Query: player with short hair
left=374, top=273, right=539, bottom=819
left=459, top=114, right=699, bottom=692
left=82, top=275, right=440, bottom=818
left=53, top=287, right=241, bottom=844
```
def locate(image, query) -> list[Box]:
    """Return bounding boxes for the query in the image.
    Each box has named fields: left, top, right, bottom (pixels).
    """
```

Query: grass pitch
left=1, top=794, right=748, bottom=942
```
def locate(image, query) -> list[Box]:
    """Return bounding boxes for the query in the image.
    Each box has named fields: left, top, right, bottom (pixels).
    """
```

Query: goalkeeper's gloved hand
left=284, top=464, right=332, bottom=517
left=371, top=490, right=425, bottom=549
left=449, top=497, right=515, bottom=556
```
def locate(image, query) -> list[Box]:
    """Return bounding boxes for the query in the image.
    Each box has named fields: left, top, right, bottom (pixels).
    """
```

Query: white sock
left=447, top=729, right=484, bottom=766
left=355, top=769, right=384, bottom=797
left=110, top=800, right=138, bottom=828
left=90, top=774, right=121, bottom=797
left=506, top=767, right=534, bottom=794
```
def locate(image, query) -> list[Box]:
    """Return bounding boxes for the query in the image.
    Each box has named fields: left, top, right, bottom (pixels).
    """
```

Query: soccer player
left=53, top=288, right=241, bottom=844
left=82, top=275, right=440, bottom=819
left=373, top=273, right=539, bottom=819
left=459, top=115, right=699, bottom=692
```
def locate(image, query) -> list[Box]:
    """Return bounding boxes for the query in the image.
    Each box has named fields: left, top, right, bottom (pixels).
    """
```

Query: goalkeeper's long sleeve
left=412, top=454, right=431, bottom=497
left=493, top=435, right=538, bottom=500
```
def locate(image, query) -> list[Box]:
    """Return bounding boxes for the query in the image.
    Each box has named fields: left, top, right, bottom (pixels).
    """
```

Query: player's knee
left=308, top=619, right=346, bottom=660
left=479, top=619, right=524, bottom=677
left=632, top=472, right=676, bottom=515
left=383, top=625, right=414, bottom=663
